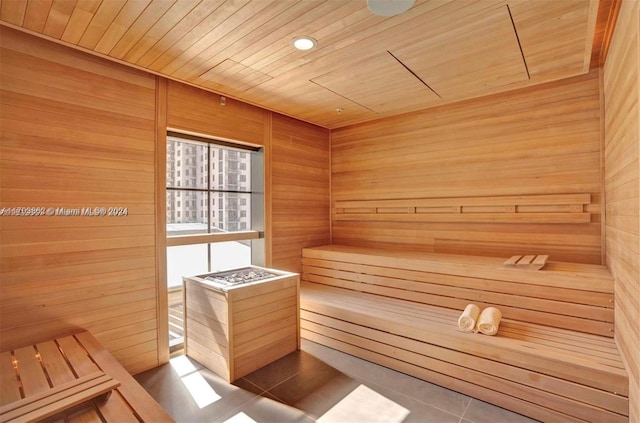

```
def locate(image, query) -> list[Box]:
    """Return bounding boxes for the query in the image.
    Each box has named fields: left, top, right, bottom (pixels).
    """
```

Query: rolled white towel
left=457, top=304, right=480, bottom=332
left=477, top=307, right=503, bottom=336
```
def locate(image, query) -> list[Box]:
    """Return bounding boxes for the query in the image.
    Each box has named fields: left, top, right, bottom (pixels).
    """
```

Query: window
left=165, top=133, right=264, bottom=288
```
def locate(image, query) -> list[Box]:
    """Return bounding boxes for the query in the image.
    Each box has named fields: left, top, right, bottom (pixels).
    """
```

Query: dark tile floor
left=135, top=339, right=539, bottom=423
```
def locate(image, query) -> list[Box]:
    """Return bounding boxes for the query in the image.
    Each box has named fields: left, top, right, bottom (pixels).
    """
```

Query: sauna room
left=0, top=0, right=638, bottom=422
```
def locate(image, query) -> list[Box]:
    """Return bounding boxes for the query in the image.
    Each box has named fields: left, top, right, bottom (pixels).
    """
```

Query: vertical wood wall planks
left=603, top=1, right=640, bottom=421
left=270, top=114, right=331, bottom=273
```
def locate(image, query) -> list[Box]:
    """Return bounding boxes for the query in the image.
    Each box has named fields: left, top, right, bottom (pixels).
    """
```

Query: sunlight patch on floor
left=170, top=355, right=197, bottom=376
left=170, top=355, right=221, bottom=409
left=222, top=412, right=259, bottom=423
left=317, top=384, right=410, bottom=423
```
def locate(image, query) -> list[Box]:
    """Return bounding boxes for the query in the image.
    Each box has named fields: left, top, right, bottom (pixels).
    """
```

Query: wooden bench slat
left=0, top=372, right=119, bottom=423
left=55, top=336, right=99, bottom=377
left=497, top=326, right=627, bottom=363
left=65, top=404, right=103, bottom=423
left=13, top=346, right=49, bottom=398
left=0, top=352, right=21, bottom=407
left=94, top=391, right=140, bottom=423
left=36, top=340, right=75, bottom=386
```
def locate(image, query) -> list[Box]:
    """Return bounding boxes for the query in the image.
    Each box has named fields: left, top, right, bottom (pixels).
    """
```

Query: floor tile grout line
left=239, top=377, right=269, bottom=395
left=459, top=397, right=473, bottom=423
left=210, top=386, right=270, bottom=423
left=260, top=368, right=306, bottom=393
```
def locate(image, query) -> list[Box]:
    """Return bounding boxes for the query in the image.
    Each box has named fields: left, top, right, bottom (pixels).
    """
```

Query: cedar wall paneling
left=165, top=85, right=331, bottom=274
left=0, top=29, right=331, bottom=373
left=167, top=80, right=267, bottom=147
left=0, top=28, right=159, bottom=374
left=331, top=71, right=603, bottom=264
left=271, top=114, right=331, bottom=273
left=604, top=1, right=640, bottom=420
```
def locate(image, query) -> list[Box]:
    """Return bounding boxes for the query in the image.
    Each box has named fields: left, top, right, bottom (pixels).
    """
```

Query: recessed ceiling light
left=367, top=0, right=415, bottom=16
left=292, top=36, right=317, bottom=51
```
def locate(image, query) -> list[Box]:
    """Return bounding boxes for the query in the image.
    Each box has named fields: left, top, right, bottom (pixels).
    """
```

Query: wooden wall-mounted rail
left=335, top=193, right=591, bottom=224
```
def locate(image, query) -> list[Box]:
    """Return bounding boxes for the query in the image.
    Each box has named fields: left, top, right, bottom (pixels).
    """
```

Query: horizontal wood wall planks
left=331, top=70, right=603, bottom=264
left=166, top=80, right=267, bottom=147
left=0, top=27, right=160, bottom=374
left=603, top=1, right=640, bottom=422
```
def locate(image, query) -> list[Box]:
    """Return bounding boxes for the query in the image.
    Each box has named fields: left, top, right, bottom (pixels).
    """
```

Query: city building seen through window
left=166, top=134, right=264, bottom=288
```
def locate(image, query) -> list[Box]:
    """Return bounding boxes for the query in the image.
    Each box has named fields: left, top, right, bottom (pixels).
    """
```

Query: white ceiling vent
left=367, top=0, right=416, bottom=16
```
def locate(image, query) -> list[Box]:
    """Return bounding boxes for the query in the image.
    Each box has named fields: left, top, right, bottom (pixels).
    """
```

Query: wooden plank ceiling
left=0, top=0, right=603, bottom=129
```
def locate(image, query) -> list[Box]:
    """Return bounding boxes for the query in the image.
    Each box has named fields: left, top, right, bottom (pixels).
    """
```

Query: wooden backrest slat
left=335, top=211, right=591, bottom=224
left=336, top=193, right=591, bottom=208
left=335, top=194, right=591, bottom=224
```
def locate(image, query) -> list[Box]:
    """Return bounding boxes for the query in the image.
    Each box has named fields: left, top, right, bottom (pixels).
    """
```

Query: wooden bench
left=0, top=372, right=118, bottom=423
left=0, top=331, right=174, bottom=423
left=300, top=245, right=629, bottom=423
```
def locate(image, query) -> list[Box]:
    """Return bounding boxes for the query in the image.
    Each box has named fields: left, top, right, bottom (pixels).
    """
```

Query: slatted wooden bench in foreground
left=0, top=331, right=173, bottom=423
left=300, top=245, right=629, bottom=423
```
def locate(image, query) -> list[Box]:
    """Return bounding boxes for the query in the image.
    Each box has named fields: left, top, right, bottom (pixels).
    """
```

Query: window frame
left=166, top=132, right=262, bottom=248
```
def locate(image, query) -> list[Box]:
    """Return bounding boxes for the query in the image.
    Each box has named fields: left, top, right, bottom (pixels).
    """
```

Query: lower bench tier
left=0, top=331, right=174, bottom=423
left=300, top=283, right=629, bottom=423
